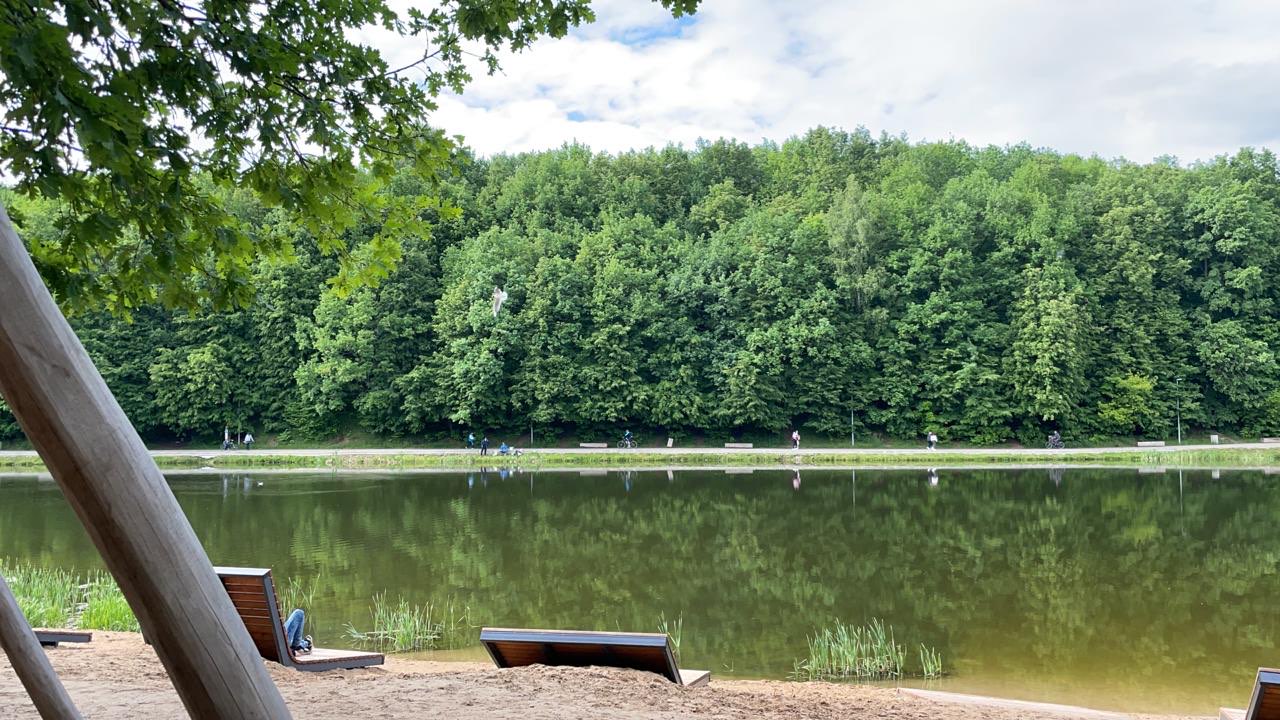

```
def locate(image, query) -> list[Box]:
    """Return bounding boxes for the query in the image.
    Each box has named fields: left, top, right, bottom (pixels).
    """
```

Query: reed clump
left=2, top=563, right=80, bottom=628
left=791, top=618, right=944, bottom=681
left=345, top=593, right=473, bottom=652
left=658, top=612, right=683, bottom=660
left=1, top=562, right=139, bottom=631
left=78, top=572, right=140, bottom=632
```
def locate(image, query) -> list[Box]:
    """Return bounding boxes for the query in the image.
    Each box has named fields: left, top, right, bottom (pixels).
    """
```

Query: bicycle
left=617, top=438, right=638, bottom=449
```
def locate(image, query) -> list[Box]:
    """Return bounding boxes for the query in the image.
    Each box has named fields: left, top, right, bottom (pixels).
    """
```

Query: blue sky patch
left=610, top=15, right=696, bottom=47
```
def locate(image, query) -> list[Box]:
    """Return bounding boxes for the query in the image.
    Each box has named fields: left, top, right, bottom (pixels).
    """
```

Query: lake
left=0, top=466, right=1274, bottom=714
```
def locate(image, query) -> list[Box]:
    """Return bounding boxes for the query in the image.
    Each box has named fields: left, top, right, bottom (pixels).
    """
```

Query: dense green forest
left=4, top=127, right=1280, bottom=444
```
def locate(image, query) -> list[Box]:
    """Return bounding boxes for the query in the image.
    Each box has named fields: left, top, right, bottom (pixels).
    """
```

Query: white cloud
left=396, top=0, right=1280, bottom=162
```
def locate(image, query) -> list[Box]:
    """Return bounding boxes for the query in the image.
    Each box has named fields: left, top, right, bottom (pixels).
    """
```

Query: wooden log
left=0, top=573, right=82, bottom=719
left=0, top=206, right=290, bottom=719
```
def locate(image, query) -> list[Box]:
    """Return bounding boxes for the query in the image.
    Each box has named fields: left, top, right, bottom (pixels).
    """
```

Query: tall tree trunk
left=0, top=205, right=291, bottom=719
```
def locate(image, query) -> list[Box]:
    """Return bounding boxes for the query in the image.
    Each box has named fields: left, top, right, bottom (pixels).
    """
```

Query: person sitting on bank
left=498, top=442, right=511, bottom=455
left=283, top=608, right=312, bottom=655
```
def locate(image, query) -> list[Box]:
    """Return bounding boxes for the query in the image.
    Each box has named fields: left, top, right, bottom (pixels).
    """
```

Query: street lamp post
left=1175, top=376, right=1183, bottom=445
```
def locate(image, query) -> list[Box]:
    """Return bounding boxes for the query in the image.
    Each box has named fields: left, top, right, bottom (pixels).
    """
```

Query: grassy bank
left=2, top=563, right=140, bottom=632
left=5, top=446, right=1280, bottom=472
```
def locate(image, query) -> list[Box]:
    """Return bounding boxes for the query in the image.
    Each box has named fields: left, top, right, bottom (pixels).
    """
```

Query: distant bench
left=1262, top=438, right=1280, bottom=444
left=724, top=442, right=753, bottom=449
left=1136, top=441, right=1166, bottom=447
left=579, top=442, right=608, bottom=448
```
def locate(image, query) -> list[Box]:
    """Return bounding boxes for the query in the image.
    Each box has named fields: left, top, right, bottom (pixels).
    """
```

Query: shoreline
left=2, top=442, right=1280, bottom=472
left=0, top=632, right=1204, bottom=719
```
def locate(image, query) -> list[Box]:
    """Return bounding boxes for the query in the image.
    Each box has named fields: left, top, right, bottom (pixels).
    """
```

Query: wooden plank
left=1136, top=441, right=1166, bottom=447
left=679, top=669, right=711, bottom=687
left=0, top=573, right=82, bottom=718
left=578, top=443, right=608, bottom=448
left=33, top=630, right=92, bottom=647
left=289, top=647, right=384, bottom=672
left=0, top=206, right=289, bottom=719
left=1263, top=438, right=1280, bottom=444
left=724, top=442, right=753, bottom=448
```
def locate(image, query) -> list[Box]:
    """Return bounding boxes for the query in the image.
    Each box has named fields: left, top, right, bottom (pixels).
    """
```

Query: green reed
left=278, top=573, right=321, bottom=617
left=78, top=572, right=140, bottom=632
left=658, top=612, right=683, bottom=660
left=345, top=593, right=473, bottom=653
left=791, top=618, right=945, bottom=681
left=2, top=562, right=80, bottom=628
left=919, top=643, right=944, bottom=679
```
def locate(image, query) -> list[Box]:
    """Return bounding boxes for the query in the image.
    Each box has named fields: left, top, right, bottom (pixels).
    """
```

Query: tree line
left=4, top=127, right=1280, bottom=444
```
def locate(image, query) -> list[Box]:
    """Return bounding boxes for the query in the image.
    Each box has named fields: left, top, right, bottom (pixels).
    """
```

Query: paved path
left=0, top=441, right=1273, bottom=460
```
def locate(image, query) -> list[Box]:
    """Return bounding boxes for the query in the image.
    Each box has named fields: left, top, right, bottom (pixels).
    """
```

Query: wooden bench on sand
left=481, top=627, right=710, bottom=687
left=214, top=566, right=384, bottom=672
left=34, top=630, right=92, bottom=648
left=1221, top=667, right=1280, bottom=719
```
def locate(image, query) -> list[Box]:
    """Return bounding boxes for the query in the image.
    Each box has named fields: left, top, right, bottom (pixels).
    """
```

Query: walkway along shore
left=3, top=442, right=1280, bottom=471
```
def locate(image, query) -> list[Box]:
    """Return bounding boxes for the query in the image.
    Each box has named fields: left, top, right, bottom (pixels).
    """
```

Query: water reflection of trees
left=0, top=468, right=1276, bottom=711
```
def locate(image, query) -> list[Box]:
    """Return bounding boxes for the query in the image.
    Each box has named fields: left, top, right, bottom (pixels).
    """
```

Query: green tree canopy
left=0, top=0, right=699, bottom=312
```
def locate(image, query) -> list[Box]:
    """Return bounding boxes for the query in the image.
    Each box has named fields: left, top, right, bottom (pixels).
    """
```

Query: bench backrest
left=213, top=566, right=291, bottom=666
left=480, top=627, right=680, bottom=683
left=1248, top=668, right=1280, bottom=719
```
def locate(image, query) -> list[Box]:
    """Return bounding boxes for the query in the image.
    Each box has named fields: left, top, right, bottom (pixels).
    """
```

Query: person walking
left=480, top=435, right=489, bottom=456
left=791, top=429, right=801, bottom=450
left=243, top=432, right=254, bottom=450
left=466, top=432, right=475, bottom=449
left=927, top=431, right=938, bottom=451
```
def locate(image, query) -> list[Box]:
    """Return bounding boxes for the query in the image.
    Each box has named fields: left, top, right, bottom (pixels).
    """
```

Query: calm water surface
left=0, top=466, right=1275, bottom=714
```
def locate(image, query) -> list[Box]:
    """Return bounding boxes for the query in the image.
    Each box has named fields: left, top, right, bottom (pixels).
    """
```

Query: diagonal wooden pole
left=0, top=205, right=291, bottom=719
left=0, top=573, right=82, bottom=719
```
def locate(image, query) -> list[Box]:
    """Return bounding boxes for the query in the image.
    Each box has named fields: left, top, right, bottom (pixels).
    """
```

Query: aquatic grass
left=791, top=619, right=946, bottom=682
left=277, top=573, right=325, bottom=637
left=78, top=572, right=140, bottom=632
left=658, top=612, right=683, bottom=660
left=345, top=593, right=474, bottom=653
left=919, top=643, right=944, bottom=679
left=278, top=573, right=320, bottom=617
left=2, top=563, right=79, bottom=628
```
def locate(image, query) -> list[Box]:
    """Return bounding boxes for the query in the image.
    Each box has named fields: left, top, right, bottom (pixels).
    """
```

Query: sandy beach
left=0, top=633, right=1207, bottom=719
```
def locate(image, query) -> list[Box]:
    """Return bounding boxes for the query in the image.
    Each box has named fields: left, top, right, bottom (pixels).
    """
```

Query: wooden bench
left=1263, top=438, right=1280, bottom=444
left=1136, top=441, right=1166, bottom=447
left=214, top=566, right=383, bottom=672
left=1220, top=666, right=1280, bottom=719
left=723, top=443, right=753, bottom=449
left=578, top=442, right=608, bottom=448
left=34, top=630, right=92, bottom=647
left=481, top=627, right=709, bottom=687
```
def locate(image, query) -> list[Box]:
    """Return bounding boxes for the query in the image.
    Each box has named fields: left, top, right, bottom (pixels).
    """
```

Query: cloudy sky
left=415, top=1, right=1280, bottom=162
